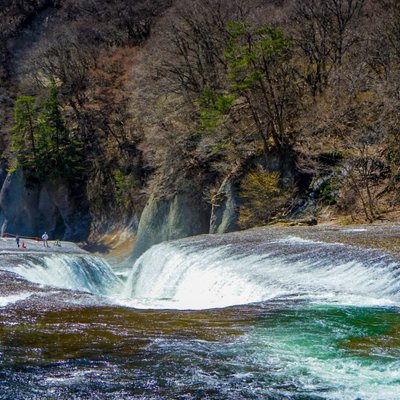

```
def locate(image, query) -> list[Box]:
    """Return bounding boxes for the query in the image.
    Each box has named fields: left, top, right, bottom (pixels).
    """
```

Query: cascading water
left=2, top=253, right=122, bottom=296
left=1, top=226, right=400, bottom=400
left=123, top=234, right=400, bottom=309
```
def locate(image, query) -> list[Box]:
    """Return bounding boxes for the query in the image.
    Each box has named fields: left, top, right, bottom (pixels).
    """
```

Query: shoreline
left=0, top=237, right=87, bottom=255
left=2, top=220, right=399, bottom=259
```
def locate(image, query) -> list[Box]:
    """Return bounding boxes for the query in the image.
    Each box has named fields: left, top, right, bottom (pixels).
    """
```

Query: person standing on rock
left=42, top=232, right=49, bottom=247
left=16, top=235, right=20, bottom=248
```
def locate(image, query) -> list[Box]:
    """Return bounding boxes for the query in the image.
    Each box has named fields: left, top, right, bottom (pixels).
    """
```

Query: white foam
left=0, top=293, right=32, bottom=307
left=122, top=239, right=400, bottom=310
left=251, top=329, right=400, bottom=400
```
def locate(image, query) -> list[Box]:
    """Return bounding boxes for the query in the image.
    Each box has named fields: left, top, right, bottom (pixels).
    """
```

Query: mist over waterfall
left=124, top=233, right=400, bottom=310
left=4, top=231, right=398, bottom=311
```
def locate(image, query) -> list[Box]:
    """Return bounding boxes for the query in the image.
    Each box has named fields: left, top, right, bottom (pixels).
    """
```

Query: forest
left=1, top=0, right=400, bottom=237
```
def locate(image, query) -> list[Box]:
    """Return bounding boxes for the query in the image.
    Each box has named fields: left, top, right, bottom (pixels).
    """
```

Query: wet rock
left=131, top=192, right=211, bottom=260
left=0, top=168, right=39, bottom=236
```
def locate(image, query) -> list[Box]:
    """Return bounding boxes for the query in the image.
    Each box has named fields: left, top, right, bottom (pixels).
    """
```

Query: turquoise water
left=246, top=302, right=400, bottom=399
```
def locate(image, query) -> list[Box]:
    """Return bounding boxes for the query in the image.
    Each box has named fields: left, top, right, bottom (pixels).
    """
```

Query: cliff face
left=210, top=178, right=241, bottom=235
left=0, top=169, right=90, bottom=240
left=1, top=0, right=400, bottom=252
left=131, top=192, right=211, bottom=259
left=0, top=0, right=170, bottom=241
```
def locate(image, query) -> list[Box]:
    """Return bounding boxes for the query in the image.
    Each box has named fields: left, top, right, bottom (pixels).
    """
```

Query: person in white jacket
left=42, top=232, right=49, bottom=247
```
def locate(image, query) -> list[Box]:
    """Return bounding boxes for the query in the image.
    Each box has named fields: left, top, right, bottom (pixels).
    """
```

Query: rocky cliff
left=131, top=192, right=211, bottom=259
left=1, top=0, right=399, bottom=254
left=0, top=169, right=90, bottom=240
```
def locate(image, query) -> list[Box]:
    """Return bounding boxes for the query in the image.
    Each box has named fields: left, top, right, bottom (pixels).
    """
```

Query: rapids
left=0, top=225, right=399, bottom=399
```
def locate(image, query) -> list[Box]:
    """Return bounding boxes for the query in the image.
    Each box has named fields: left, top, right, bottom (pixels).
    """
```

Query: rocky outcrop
left=130, top=192, right=211, bottom=260
left=0, top=169, right=39, bottom=236
left=210, top=153, right=299, bottom=234
left=0, top=169, right=90, bottom=241
left=209, top=177, right=241, bottom=234
left=257, top=152, right=297, bottom=186
left=130, top=153, right=303, bottom=259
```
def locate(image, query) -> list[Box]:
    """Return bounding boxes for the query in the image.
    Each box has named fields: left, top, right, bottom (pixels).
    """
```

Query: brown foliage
left=3, top=0, right=400, bottom=226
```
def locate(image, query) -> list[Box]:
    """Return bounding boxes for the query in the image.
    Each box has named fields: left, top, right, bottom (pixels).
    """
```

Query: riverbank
left=0, top=237, right=87, bottom=255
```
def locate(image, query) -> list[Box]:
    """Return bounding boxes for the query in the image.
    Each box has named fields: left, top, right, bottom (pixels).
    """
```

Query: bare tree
left=291, top=0, right=365, bottom=96
left=161, top=0, right=248, bottom=100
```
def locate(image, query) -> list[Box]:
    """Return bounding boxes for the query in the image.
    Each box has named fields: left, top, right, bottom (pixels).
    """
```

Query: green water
left=0, top=298, right=399, bottom=399
left=247, top=303, right=400, bottom=399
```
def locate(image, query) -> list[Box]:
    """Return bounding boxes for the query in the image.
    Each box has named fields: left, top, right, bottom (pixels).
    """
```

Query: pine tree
left=37, top=84, right=82, bottom=180
left=11, top=96, right=39, bottom=171
left=10, top=86, right=83, bottom=181
left=225, top=21, right=294, bottom=151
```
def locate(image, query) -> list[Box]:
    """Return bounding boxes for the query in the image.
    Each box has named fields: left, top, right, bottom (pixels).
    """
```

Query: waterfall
left=3, top=231, right=399, bottom=311
left=0, top=293, right=32, bottom=307
left=2, top=254, right=122, bottom=296
left=123, top=234, right=400, bottom=310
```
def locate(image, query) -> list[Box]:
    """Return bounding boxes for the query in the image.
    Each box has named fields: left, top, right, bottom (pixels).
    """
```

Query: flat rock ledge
left=0, top=237, right=87, bottom=255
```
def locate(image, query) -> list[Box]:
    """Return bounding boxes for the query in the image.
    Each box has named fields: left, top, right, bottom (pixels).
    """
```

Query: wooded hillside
left=1, top=0, right=400, bottom=236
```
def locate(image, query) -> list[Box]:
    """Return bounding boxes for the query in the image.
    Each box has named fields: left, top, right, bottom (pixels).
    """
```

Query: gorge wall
left=0, top=169, right=90, bottom=241
left=1, top=0, right=399, bottom=253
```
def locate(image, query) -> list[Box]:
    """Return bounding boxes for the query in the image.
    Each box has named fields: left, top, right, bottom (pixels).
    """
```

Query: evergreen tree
left=11, top=96, right=39, bottom=171
left=37, top=84, right=82, bottom=180
left=10, top=86, right=83, bottom=181
left=224, top=21, right=295, bottom=151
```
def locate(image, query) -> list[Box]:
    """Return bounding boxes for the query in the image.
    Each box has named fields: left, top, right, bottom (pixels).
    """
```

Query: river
left=0, top=225, right=399, bottom=399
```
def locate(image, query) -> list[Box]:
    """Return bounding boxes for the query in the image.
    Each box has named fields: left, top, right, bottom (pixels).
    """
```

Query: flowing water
left=0, top=226, right=400, bottom=399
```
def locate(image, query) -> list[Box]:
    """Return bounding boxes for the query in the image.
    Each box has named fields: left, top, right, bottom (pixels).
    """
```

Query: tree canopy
left=10, top=85, right=83, bottom=181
